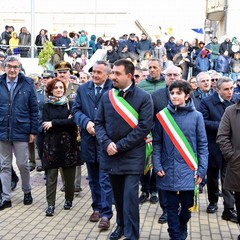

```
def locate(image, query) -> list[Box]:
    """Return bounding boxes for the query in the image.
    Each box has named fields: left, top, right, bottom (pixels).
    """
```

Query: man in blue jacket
left=72, top=60, right=113, bottom=230
left=199, top=76, right=237, bottom=222
left=95, top=59, right=153, bottom=240
left=0, top=56, right=39, bottom=210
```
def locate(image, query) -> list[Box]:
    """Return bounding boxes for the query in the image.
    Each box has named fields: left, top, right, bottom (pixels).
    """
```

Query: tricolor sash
left=109, top=89, right=153, bottom=173
left=156, top=107, right=199, bottom=212
left=156, top=108, right=198, bottom=171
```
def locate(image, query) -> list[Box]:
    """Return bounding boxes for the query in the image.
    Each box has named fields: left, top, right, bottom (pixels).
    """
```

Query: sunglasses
left=211, top=78, right=218, bottom=82
left=134, top=75, right=140, bottom=78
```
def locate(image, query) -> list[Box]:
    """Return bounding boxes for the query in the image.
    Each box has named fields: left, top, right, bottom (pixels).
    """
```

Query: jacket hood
left=11, top=31, right=18, bottom=38
left=90, top=35, right=96, bottom=41
left=167, top=98, right=195, bottom=113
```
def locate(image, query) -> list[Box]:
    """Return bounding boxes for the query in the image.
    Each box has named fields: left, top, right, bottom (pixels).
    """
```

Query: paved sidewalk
left=0, top=164, right=239, bottom=240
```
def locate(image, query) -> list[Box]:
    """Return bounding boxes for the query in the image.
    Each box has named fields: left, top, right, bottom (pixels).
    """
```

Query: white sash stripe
left=112, top=92, right=138, bottom=126
left=160, top=111, right=198, bottom=170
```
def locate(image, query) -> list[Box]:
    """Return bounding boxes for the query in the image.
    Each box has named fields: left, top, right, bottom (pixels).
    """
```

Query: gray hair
left=196, top=72, right=210, bottom=83
left=94, top=60, right=112, bottom=74
left=4, top=55, right=21, bottom=67
left=216, top=76, right=233, bottom=90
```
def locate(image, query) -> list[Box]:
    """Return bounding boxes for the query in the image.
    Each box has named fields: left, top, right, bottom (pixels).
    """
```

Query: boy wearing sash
left=152, top=80, right=208, bottom=240
left=95, top=59, right=153, bottom=240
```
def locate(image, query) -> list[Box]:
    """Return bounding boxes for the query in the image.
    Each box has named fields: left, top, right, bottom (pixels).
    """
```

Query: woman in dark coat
left=42, top=78, right=79, bottom=216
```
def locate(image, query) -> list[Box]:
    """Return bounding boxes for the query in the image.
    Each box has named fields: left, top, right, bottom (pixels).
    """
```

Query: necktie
left=9, top=81, right=15, bottom=99
left=118, top=90, right=124, bottom=97
left=95, top=86, right=102, bottom=101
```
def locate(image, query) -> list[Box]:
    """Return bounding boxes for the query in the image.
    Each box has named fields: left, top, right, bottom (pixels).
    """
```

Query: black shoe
left=11, top=176, right=19, bottom=191
left=36, top=166, right=43, bottom=172
left=46, top=205, right=55, bottom=216
left=109, top=225, right=124, bottom=240
left=180, top=224, right=188, bottom=240
left=60, top=185, right=65, bottom=192
left=64, top=200, right=72, bottom=210
left=158, top=212, right=167, bottom=224
left=0, top=200, right=12, bottom=211
left=150, top=192, right=158, bottom=204
left=222, top=209, right=238, bottom=223
left=139, top=192, right=149, bottom=204
left=23, top=192, right=33, bottom=205
left=29, top=165, right=35, bottom=172
left=206, top=202, right=218, bottom=213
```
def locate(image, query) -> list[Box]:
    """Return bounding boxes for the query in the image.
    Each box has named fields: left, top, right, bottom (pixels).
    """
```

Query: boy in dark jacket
left=152, top=80, right=208, bottom=240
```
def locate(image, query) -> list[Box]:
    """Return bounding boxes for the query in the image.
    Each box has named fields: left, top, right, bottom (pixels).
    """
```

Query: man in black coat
left=151, top=65, right=182, bottom=224
left=95, top=59, right=153, bottom=240
left=72, top=60, right=113, bottom=230
left=199, top=76, right=237, bottom=223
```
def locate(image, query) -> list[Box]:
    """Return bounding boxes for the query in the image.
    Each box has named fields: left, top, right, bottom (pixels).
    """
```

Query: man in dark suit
left=95, top=59, right=153, bottom=240
left=151, top=65, right=182, bottom=224
left=72, top=60, right=113, bottom=230
left=199, top=76, right=237, bottom=223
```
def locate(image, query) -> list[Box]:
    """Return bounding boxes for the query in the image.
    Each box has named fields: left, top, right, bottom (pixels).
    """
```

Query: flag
left=191, top=28, right=204, bottom=34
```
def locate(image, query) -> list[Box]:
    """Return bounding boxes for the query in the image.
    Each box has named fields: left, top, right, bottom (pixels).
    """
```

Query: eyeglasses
left=190, top=81, right=197, bottom=84
left=42, top=77, right=50, bottom=79
left=211, top=78, right=218, bottom=82
left=6, top=64, right=19, bottom=70
left=134, top=75, right=140, bottom=78
left=166, top=73, right=180, bottom=77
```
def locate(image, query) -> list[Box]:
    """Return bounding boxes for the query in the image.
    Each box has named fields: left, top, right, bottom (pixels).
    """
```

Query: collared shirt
left=120, top=83, right=133, bottom=92
left=6, top=76, right=18, bottom=92
left=94, top=82, right=105, bottom=95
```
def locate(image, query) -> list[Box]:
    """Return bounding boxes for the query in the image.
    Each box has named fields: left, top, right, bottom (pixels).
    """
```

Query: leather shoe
left=150, top=192, right=158, bottom=204
left=0, top=200, right=12, bottom=211
left=64, top=200, right=72, bottom=210
left=158, top=212, right=167, bottom=224
left=98, top=217, right=110, bottom=230
left=206, top=203, right=218, bottom=213
left=109, top=225, right=124, bottom=240
left=89, top=210, right=100, bottom=222
left=23, top=192, right=33, bottom=205
left=11, top=176, right=19, bottom=191
left=29, top=164, right=35, bottom=172
left=139, top=192, right=149, bottom=204
left=222, top=209, right=238, bottom=223
left=46, top=205, right=55, bottom=217
left=36, top=166, right=43, bottom=172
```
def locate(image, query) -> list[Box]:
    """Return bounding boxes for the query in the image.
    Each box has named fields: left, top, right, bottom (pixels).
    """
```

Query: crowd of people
left=1, top=25, right=240, bottom=240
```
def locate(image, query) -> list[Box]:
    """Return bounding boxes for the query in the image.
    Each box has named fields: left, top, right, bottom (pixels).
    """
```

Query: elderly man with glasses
left=0, top=56, right=38, bottom=210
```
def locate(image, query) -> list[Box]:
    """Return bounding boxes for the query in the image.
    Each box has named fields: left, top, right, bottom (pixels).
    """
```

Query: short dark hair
left=169, top=80, right=191, bottom=95
left=45, top=78, right=66, bottom=97
left=113, top=59, right=134, bottom=76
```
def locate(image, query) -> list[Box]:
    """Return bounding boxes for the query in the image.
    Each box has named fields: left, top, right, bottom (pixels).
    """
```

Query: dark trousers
left=86, top=162, right=113, bottom=219
left=207, top=159, right=235, bottom=209
left=166, top=190, right=194, bottom=240
left=0, top=167, right=19, bottom=193
left=140, top=169, right=157, bottom=194
left=234, top=192, right=240, bottom=225
left=158, top=188, right=168, bottom=213
left=109, top=174, right=140, bottom=240
left=46, top=167, right=75, bottom=206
